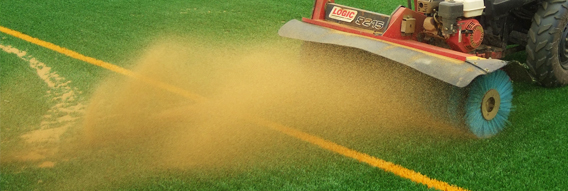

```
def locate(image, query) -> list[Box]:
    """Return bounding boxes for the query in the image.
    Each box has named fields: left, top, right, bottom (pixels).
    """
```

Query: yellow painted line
left=250, top=117, right=468, bottom=191
left=466, top=56, right=486, bottom=60
left=0, top=26, right=207, bottom=103
left=0, top=25, right=468, bottom=191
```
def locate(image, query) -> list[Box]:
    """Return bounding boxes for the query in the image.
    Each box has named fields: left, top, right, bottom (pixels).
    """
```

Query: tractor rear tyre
left=526, top=0, right=568, bottom=87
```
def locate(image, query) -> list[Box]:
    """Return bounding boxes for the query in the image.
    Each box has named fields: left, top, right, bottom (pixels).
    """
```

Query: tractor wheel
left=526, top=0, right=568, bottom=87
left=465, top=70, right=514, bottom=138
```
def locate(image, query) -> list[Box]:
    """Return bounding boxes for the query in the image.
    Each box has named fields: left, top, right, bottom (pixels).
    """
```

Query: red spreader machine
left=279, top=0, right=568, bottom=138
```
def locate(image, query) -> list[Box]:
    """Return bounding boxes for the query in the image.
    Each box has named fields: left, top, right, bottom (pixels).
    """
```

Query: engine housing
left=446, top=19, right=484, bottom=53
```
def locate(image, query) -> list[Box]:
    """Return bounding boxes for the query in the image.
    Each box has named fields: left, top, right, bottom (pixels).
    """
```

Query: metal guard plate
left=278, top=19, right=508, bottom=87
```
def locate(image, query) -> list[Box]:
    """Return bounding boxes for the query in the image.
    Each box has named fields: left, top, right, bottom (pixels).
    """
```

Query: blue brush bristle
left=465, top=70, right=513, bottom=138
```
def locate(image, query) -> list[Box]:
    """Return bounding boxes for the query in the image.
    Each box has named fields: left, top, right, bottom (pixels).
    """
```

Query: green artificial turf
left=0, top=51, right=52, bottom=151
left=1, top=0, right=567, bottom=191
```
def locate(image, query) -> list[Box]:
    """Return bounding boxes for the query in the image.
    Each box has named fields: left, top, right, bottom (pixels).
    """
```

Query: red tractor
left=279, top=0, right=568, bottom=138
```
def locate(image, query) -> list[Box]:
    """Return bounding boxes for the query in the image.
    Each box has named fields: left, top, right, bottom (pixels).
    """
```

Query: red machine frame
left=303, top=0, right=498, bottom=61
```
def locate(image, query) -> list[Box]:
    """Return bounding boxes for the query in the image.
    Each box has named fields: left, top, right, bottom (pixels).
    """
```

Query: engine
left=446, top=19, right=484, bottom=52
left=416, top=0, right=486, bottom=53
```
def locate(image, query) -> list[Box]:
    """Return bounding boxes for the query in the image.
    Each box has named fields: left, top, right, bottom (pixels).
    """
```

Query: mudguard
left=278, top=19, right=508, bottom=88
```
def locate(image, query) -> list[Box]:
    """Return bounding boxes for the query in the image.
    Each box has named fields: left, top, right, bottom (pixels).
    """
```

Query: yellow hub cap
left=481, top=89, right=501, bottom=120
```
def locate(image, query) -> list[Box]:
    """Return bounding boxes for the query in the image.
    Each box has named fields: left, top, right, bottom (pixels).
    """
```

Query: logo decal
left=329, top=6, right=357, bottom=22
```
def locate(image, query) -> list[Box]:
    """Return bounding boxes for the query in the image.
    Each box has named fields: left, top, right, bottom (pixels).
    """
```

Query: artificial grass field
left=1, top=0, right=567, bottom=190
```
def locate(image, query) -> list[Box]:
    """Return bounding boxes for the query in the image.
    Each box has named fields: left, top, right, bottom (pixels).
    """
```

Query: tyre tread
left=526, top=0, right=568, bottom=87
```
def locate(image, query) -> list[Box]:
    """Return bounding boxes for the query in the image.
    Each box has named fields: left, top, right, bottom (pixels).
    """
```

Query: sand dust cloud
left=69, top=38, right=472, bottom=175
